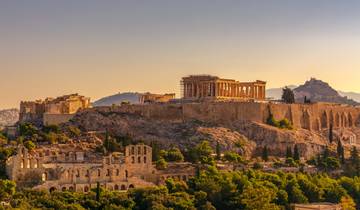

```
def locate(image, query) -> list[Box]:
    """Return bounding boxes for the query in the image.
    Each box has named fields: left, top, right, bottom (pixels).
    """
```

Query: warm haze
left=1, top=0, right=360, bottom=109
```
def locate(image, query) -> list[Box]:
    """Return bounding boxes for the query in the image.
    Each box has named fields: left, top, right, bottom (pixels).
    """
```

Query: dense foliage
left=0, top=168, right=359, bottom=210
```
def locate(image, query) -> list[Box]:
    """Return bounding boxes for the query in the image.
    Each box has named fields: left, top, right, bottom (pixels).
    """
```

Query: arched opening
left=69, top=186, right=74, bottom=191
left=49, top=187, right=56, bottom=193
left=144, top=156, right=147, bottom=163
left=42, top=172, right=48, bottom=181
left=121, top=185, right=126, bottom=190
left=125, top=170, right=128, bottom=178
left=116, top=169, right=120, bottom=176
left=321, top=111, right=328, bottom=129
left=349, top=113, right=353, bottom=127
left=138, top=156, right=141, bottom=163
left=300, top=110, right=311, bottom=130
left=106, top=169, right=110, bottom=176
left=34, top=159, right=39, bottom=168
left=128, top=184, right=135, bottom=189
left=182, top=175, right=187, bottom=181
left=342, top=113, right=347, bottom=127
left=84, top=186, right=89, bottom=192
left=21, top=159, right=25, bottom=169
left=335, top=113, right=340, bottom=127
left=62, top=187, right=67, bottom=191
left=98, top=169, right=101, bottom=177
left=114, top=185, right=119, bottom=190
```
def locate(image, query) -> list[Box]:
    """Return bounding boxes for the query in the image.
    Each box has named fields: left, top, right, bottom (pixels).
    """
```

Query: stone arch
left=300, top=110, right=311, bottom=130
left=335, top=113, right=340, bottom=127
left=62, top=187, right=67, bottom=191
left=341, top=113, right=348, bottom=127
left=321, top=111, right=328, bottom=129
left=69, top=186, right=74, bottom=191
left=49, top=187, right=57, bottom=193
left=329, top=111, right=334, bottom=127
left=84, top=186, right=89, bottom=192
left=114, top=185, right=119, bottom=190
left=42, top=172, right=48, bottom=181
left=125, top=170, right=128, bottom=178
left=128, top=184, right=135, bottom=189
left=121, top=185, right=126, bottom=190
left=348, top=113, right=353, bottom=127
left=313, top=118, right=321, bottom=131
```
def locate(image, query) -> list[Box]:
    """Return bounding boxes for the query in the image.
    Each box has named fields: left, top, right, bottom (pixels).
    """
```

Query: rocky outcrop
left=0, top=108, right=19, bottom=127
left=294, top=78, right=359, bottom=105
left=68, top=107, right=360, bottom=159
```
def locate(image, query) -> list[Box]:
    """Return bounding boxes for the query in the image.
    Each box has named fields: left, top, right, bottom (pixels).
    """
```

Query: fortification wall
left=90, top=102, right=360, bottom=131
left=43, top=113, right=76, bottom=126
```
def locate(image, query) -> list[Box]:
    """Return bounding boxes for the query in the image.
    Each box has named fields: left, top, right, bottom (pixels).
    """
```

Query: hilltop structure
left=6, top=144, right=195, bottom=192
left=139, top=92, right=176, bottom=104
left=181, top=75, right=266, bottom=101
left=19, top=94, right=90, bottom=125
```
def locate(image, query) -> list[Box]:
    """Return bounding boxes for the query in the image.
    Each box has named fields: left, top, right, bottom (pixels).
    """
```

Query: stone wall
left=43, top=113, right=76, bottom=126
left=89, top=102, right=360, bottom=131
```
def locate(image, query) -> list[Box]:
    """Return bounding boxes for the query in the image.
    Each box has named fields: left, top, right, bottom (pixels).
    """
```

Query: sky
left=1, top=0, right=360, bottom=109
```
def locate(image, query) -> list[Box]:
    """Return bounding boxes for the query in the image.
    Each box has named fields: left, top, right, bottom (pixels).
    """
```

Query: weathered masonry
left=6, top=144, right=195, bottom=192
left=181, top=75, right=266, bottom=101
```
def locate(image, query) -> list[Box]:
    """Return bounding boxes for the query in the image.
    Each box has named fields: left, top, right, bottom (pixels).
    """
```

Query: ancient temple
left=181, top=75, right=266, bottom=101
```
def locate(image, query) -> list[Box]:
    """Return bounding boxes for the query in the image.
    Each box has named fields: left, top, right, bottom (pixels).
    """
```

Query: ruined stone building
left=19, top=94, right=90, bottom=125
left=139, top=93, right=176, bottom=104
left=6, top=144, right=195, bottom=192
left=181, top=75, right=266, bottom=101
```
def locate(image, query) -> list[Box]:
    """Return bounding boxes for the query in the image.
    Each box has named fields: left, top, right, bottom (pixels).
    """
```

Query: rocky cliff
left=0, top=108, right=19, bottom=127
left=68, top=107, right=360, bottom=159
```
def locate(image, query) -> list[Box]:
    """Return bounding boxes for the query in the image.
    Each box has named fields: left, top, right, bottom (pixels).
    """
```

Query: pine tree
left=293, top=145, right=300, bottom=161
left=350, top=147, right=360, bottom=166
left=337, top=140, right=345, bottom=164
left=96, top=182, right=100, bottom=201
left=323, top=146, right=330, bottom=159
left=329, top=123, right=334, bottom=143
left=262, top=146, right=269, bottom=162
left=286, top=146, right=293, bottom=159
left=216, top=141, right=221, bottom=160
left=281, top=86, right=295, bottom=104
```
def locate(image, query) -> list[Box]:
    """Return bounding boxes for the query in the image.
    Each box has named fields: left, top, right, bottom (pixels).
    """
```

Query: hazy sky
left=1, top=0, right=360, bottom=109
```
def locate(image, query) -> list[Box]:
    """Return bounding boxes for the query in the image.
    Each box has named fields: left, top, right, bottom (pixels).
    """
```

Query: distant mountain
left=0, top=108, right=19, bottom=127
left=266, top=78, right=360, bottom=105
left=293, top=78, right=359, bottom=105
left=93, top=92, right=141, bottom=106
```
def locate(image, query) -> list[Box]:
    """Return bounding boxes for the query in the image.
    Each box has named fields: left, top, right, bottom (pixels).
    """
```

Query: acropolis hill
left=60, top=75, right=360, bottom=160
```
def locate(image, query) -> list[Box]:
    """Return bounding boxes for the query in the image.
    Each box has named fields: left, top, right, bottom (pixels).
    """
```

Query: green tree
left=0, top=180, right=16, bottom=201
left=156, top=158, right=168, bottom=170
left=286, top=146, right=293, bottom=159
left=337, top=140, right=345, bottom=164
left=216, top=142, right=221, bottom=160
left=262, top=146, right=269, bottom=162
left=24, top=141, right=36, bottom=151
left=293, top=145, right=300, bottom=161
left=240, top=185, right=281, bottom=210
left=282, top=86, right=295, bottom=104
left=188, top=141, right=214, bottom=165
left=329, top=123, right=334, bottom=143
left=163, top=147, right=184, bottom=162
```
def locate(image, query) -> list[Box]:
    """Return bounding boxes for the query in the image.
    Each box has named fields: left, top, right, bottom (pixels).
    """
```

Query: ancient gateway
left=19, top=94, right=91, bottom=125
left=181, top=75, right=266, bottom=101
left=6, top=144, right=195, bottom=192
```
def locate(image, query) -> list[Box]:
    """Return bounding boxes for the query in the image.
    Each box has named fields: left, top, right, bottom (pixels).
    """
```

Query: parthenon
left=181, top=75, right=266, bottom=101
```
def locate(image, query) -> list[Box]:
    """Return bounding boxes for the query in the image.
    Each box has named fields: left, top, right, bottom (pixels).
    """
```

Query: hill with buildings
left=266, top=79, right=360, bottom=104
left=0, top=108, right=19, bottom=127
